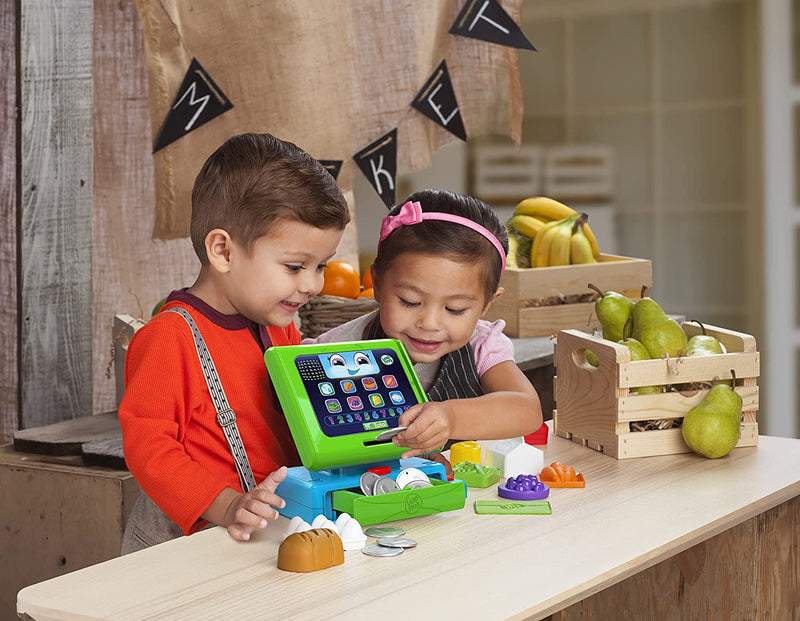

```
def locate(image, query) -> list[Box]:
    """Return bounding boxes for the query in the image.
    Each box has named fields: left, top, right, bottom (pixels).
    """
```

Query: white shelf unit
left=518, top=0, right=760, bottom=338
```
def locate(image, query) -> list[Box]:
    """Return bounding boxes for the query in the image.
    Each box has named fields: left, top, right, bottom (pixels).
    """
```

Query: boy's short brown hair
left=190, top=132, right=350, bottom=264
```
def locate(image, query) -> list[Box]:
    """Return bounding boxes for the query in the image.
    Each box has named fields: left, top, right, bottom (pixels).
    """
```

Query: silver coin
left=364, top=526, right=406, bottom=538
left=361, top=544, right=404, bottom=557
left=359, top=471, right=380, bottom=496
left=395, top=467, right=429, bottom=489
left=402, top=479, right=433, bottom=490
left=376, top=537, right=417, bottom=548
left=374, top=426, right=408, bottom=442
left=373, top=476, right=401, bottom=495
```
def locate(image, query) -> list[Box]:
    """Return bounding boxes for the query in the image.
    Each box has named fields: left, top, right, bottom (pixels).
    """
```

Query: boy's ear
left=480, top=286, right=504, bottom=318
left=205, top=229, right=234, bottom=273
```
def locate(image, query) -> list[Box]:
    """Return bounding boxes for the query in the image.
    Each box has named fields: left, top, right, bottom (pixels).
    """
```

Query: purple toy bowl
left=498, top=474, right=550, bottom=500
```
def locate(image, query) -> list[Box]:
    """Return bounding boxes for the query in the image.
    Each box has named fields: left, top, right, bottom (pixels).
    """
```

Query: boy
left=119, top=133, right=350, bottom=553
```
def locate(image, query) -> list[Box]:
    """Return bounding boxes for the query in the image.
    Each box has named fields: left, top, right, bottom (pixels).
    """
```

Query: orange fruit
left=320, top=260, right=361, bottom=298
left=361, top=268, right=373, bottom=290
left=358, top=288, right=374, bottom=298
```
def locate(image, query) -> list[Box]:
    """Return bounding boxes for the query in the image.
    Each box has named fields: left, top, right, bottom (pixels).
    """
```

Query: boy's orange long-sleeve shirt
left=119, top=290, right=301, bottom=534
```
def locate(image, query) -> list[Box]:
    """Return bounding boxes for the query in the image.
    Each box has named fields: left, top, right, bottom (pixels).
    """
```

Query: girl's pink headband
left=378, top=200, right=506, bottom=272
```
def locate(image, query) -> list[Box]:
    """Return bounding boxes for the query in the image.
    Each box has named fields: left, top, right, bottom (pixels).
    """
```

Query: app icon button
left=340, top=380, right=357, bottom=393
left=382, top=375, right=398, bottom=388
left=347, top=396, right=363, bottom=410
left=318, top=382, right=335, bottom=396
left=380, top=354, right=394, bottom=365
left=362, top=377, right=378, bottom=391
left=325, top=399, right=342, bottom=413
left=389, top=391, right=405, bottom=405
left=369, top=393, right=385, bottom=407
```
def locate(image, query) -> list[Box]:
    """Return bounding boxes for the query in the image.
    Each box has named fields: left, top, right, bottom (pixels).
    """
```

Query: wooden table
left=17, top=429, right=800, bottom=620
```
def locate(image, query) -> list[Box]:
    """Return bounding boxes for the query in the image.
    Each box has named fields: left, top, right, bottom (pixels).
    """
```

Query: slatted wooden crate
left=471, top=144, right=543, bottom=203
left=553, top=324, right=760, bottom=459
left=485, top=254, right=652, bottom=337
left=543, top=145, right=614, bottom=203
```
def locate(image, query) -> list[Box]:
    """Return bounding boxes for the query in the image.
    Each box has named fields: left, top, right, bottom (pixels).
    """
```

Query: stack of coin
left=359, top=467, right=434, bottom=496
left=362, top=526, right=418, bottom=557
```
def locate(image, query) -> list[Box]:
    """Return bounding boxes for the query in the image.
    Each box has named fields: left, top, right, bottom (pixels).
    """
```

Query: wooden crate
left=553, top=324, right=760, bottom=459
left=486, top=254, right=652, bottom=337
left=0, top=445, right=140, bottom=618
left=471, top=144, right=543, bottom=203
left=543, top=145, right=614, bottom=203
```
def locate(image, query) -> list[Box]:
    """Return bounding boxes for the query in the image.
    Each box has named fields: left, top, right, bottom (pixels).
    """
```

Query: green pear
left=631, top=287, right=688, bottom=359
left=588, top=283, right=634, bottom=343
left=617, top=318, right=658, bottom=394
left=684, top=320, right=724, bottom=357
left=151, top=296, right=168, bottom=317
left=681, top=374, right=742, bottom=458
left=585, top=349, right=600, bottom=368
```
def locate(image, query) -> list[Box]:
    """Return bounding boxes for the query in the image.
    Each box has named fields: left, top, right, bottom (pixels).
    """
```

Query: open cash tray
left=276, top=458, right=466, bottom=526
left=265, top=339, right=467, bottom=524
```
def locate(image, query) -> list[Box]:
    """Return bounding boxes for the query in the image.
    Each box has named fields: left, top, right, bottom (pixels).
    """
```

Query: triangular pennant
left=153, top=58, right=234, bottom=153
left=318, top=160, right=343, bottom=181
left=353, top=129, right=398, bottom=208
left=411, top=60, right=466, bottom=141
left=449, top=0, right=536, bottom=51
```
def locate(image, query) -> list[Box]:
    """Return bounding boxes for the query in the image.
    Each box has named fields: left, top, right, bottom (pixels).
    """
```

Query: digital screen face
left=294, top=348, right=419, bottom=438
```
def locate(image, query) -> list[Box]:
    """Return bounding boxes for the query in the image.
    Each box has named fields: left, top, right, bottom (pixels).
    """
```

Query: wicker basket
left=298, top=295, right=379, bottom=339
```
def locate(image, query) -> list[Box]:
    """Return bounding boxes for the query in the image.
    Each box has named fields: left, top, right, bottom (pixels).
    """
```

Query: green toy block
left=452, top=461, right=501, bottom=488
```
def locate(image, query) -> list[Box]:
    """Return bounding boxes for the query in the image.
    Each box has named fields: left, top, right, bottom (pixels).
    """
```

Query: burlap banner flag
left=135, top=0, right=527, bottom=239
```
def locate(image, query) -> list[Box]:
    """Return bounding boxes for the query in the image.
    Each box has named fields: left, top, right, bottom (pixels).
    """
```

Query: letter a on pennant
left=353, top=129, right=398, bottom=208
left=449, top=0, right=536, bottom=51
left=153, top=58, right=234, bottom=153
left=411, top=60, right=466, bottom=141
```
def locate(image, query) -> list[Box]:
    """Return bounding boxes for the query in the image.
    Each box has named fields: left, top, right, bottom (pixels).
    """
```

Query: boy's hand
left=224, top=466, right=288, bottom=541
left=393, top=402, right=454, bottom=458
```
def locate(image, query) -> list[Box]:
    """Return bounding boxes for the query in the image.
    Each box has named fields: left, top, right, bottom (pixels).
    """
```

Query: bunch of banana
left=504, top=196, right=602, bottom=268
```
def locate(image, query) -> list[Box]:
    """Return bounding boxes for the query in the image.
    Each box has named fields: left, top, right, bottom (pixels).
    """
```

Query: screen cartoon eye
left=319, top=351, right=380, bottom=379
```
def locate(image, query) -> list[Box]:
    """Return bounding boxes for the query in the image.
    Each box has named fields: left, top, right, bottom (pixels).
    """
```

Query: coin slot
left=363, top=438, right=394, bottom=447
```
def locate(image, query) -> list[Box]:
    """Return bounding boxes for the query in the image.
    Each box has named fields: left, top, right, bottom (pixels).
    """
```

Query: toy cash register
left=265, top=339, right=466, bottom=525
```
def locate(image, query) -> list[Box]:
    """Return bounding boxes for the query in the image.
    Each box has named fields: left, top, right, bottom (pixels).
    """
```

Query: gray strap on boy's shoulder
left=166, top=307, right=257, bottom=493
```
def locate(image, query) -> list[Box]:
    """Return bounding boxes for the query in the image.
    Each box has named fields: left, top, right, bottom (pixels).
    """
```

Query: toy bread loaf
left=277, top=528, right=345, bottom=572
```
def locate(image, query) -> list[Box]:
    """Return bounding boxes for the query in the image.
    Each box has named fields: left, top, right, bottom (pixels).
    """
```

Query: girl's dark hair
left=372, top=188, right=508, bottom=302
left=190, top=132, right=350, bottom=264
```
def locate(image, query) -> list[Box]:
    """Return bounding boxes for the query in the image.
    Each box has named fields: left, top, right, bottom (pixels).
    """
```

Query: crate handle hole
left=572, top=348, right=600, bottom=371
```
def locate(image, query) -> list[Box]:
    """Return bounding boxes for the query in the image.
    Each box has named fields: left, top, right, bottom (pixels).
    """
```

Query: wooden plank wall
left=91, top=0, right=197, bottom=416
left=18, top=0, right=94, bottom=428
left=0, top=1, right=17, bottom=442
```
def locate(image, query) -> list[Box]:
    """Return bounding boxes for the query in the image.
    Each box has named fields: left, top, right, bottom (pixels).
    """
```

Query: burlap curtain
left=135, top=0, right=523, bottom=243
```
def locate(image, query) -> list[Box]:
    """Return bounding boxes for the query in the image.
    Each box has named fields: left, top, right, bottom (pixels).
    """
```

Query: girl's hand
left=223, top=466, right=288, bottom=541
left=393, top=402, right=455, bottom=458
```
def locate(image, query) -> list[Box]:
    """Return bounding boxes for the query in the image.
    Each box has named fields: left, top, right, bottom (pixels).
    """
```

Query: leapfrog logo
left=404, top=492, right=423, bottom=514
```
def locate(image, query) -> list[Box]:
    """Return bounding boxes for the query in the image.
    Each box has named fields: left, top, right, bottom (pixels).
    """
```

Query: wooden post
left=0, top=0, right=17, bottom=442
left=19, top=1, right=93, bottom=427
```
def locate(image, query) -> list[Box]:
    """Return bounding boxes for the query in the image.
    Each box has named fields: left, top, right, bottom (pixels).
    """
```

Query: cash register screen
left=294, top=347, right=420, bottom=438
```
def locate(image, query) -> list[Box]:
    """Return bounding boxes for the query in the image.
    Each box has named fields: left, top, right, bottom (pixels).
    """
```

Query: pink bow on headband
left=378, top=200, right=506, bottom=272
left=379, top=200, right=424, bottom=241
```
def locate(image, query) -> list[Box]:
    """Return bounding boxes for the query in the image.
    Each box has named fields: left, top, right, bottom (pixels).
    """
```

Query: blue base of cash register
left=276, top=457, right=465, bottom=525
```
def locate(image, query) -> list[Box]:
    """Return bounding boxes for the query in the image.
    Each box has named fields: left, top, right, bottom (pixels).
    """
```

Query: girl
left=307, top=188, right=542, bottom=457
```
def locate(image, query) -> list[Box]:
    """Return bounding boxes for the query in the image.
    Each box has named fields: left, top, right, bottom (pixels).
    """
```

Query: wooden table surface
left=17, top=429, right=800, bottom=621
